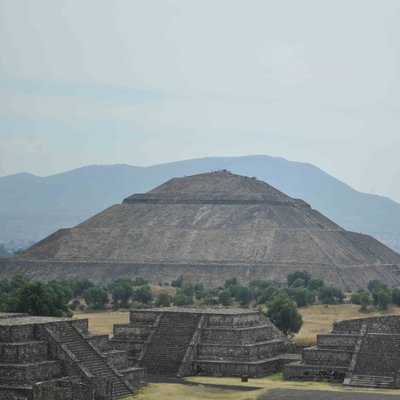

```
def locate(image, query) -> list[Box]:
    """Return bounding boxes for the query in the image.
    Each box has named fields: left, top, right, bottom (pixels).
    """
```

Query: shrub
left=171, top=276, right=184, bottom=288
left=318, top=286, right=344, bottom=304
left=287, top=271, right=311, bottom=287
left=218, top=289, right=232, bottom=306
left=307, top=278, right=324, bottom=291
left=173, top=292, right=194, bottom=306
left=135, top=285, right=153, bottom=305
left=83, top=286, right=109, bottom=310
left=266, top=291, right=303, bottom=335
left=7, top=281, right=72, bottom=317
left=155, top=293, right=171, bottom=307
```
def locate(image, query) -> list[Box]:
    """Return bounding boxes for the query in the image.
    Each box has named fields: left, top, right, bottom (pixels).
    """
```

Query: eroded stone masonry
left=0, top=312, right=144, bottom=400
left=111, top=308, right=300, bottom=377
left=284, top=315, right=400, bottom=389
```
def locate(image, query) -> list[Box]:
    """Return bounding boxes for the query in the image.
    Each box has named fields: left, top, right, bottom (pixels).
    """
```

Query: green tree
left=287, top=288, right=315, bottom=307
left=193, top=283, right=205, bottom=300
left=256, top=286, right=277, bottom=305
left=7, top=281, right=72, bottom=317
left=287, top=271, right=311, bottom=287
left=376, top=289, right=391, bottom=311
left=154, top=293, right=171, bottom=307
left=359, top=292, right=372, bottom=312
left=83, top=286, right=109, bottom=310
left=224, top=278, right=238, bottom=289
left=367, top=279, right=388, bottom=293
left=291, top=278, right=306, bottom=288
left=135, top=285, right=153, bottom=305
left=266, top=291, right=303, bottom=335
left=173, top=292, right=194, bottom=306
left=111, top=281, right=133, bottom=308
left=392, top=288, right=400, bottom=306
left=318, top=286, right=344, bottom=304
left=235, top=286, right=253, bottom=307
left=171, top=276, right=184, bottom=288
left=218, top=289, right=233, bottom=306
left=307, top=278, right=324, bottom=291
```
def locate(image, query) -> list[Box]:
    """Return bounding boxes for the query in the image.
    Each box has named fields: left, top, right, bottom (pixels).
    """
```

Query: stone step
left=48, top=323, right=132, bottom=398
left=348, top=374, right=395, bottom=388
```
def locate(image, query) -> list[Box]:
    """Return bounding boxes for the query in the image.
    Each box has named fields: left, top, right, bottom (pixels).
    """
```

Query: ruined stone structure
left=284, top=315, right=400, bottom=389
left=2, top=171, right=400, bottom=290
left=0, top=313, right=144, bottom=399
left=110, top=308, right=299, bottom=377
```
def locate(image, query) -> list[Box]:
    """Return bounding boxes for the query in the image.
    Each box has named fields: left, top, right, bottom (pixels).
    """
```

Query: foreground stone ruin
left=0, top=312, right=144, bottom=399
left=111, top=307, right=299, bottom=377
left=284, top=315, right=400, bottom=389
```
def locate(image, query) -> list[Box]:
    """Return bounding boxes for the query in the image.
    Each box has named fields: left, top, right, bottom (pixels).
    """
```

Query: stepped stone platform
left=110, top=307, right=300, bottom=377
left=2, top=171, right=400, bottom=291
left=0, top=312, right=144, bottom=400
left=284, top=315, right=400, bottom=389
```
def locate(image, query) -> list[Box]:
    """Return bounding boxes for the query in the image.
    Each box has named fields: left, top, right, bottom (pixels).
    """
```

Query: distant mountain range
left=1, top=155, right=400, bottom=252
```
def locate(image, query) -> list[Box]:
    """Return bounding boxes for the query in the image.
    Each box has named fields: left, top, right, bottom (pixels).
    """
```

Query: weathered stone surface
left=2, top=171, right=400, bottom=290
left=111, top=307, right=298, bottom=378
left=0, top=313, right=144, bottom=399
left=284, top=315, right=400, bottom=389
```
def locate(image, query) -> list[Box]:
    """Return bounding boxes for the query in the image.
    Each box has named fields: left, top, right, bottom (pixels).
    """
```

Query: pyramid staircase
left=46, top=322, right=133, bottom=398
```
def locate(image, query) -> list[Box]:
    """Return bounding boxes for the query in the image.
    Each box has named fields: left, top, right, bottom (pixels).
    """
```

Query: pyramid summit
left=2, top=171, right=400, bottom=290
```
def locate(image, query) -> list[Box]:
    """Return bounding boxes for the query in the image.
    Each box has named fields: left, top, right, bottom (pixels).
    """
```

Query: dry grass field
left=294, top=303, right=400, bottom=345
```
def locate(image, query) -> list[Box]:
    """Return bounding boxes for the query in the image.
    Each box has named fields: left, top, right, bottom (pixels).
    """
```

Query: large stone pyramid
left=2, top=171, right=400, bottom=289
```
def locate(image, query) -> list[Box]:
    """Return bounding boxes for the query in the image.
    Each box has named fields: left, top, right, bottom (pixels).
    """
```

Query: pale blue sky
left=1, top=0, right=400, bottom=201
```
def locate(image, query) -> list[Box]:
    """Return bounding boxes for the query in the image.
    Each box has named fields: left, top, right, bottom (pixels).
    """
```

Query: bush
left=218, top=289, right=233, bottom=306
left=307, top=278, right=324, bottom=291
left=359, top=292, right=372, bottom=312
left=173, top=292, right=194, bottom=306
left=287, top=288, right=316, bottom=307
left=224, top=278, right=238, bottom=289
left=376, top=290, right=391, bottom=311
left=171, top=276, right=184, bottom=288
left=234, top=286, right=253, bottom=307
left=132, top=277, right=148, bottom=286
left=7, top=281, right=72, bottom=317
left=291, top=278, right=306, bottom=288
left=154, top=293, right=171, bottom=307
left=287, top=271, right=311, bottom=287
left=318, top=286, right=344, bottom=305
left=256, top=286, right=277, bottom=305
left=266, top=291, right=303, bottom=335
left=135, top=285, right=153, bottom=305
left=111, top=281, right=133, bottom=308
left=83, top=286, right=109, bottom=310
left=392, top=288, right=400, bottom=306
left=193, top=283, right=205, bottom=300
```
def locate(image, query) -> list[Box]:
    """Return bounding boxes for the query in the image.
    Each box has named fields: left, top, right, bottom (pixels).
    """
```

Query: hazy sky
left=1, top=0, right=400, bottom=201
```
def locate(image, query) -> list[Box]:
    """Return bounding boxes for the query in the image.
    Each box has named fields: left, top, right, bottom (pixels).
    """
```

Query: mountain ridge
left=1, top=155, right=400, bottom=252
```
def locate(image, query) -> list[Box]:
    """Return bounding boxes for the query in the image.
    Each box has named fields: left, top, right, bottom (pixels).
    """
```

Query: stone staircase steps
left=48, top=323, right=132, bottom=398
left=349, top=374, right=395, bottom=388
left=142, top=314, right=200, bottom=375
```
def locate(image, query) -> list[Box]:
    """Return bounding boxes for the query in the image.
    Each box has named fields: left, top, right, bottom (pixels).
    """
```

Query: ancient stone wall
left=2, top=259, right=399, bottom=291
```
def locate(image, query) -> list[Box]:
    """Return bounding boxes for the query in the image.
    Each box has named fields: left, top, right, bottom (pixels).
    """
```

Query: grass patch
left=186, top=374, right=400, bottom=395
left=124, top=383, right=262, bottom=400
left=74, top=310, right=129, bottom=336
